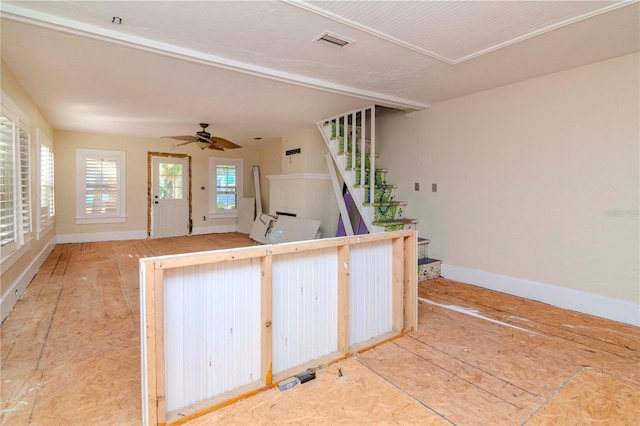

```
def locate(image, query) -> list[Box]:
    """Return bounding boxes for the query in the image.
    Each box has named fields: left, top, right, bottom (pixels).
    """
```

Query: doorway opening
left=148, top=152, right=192, bottom=238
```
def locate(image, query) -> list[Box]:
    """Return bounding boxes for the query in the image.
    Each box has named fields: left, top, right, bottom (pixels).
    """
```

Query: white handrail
left=361, top=109, right=367, bottom=189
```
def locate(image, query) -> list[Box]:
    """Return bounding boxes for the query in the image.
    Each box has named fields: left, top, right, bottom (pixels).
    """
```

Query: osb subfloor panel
left=1, top=234, right=638, bottom=425
left=187, top=359, right=449, bottom=425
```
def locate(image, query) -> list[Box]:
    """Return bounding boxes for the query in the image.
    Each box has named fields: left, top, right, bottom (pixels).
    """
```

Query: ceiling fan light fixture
left=196, top=140, right=210, bottom=150
left=163, top=122, right=241, bottom=151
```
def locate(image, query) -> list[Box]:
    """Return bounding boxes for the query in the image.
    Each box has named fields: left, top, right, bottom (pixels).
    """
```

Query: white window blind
left=19, top=125, right=31, bottom=238
left=85, top=157, right=118, bottom=214
left=216, top=164, right=237, bottom=210
left=37, top=130, right=54, bottom=236
left=209, top=158, right=243, bottom=218
left=1, top=95, right=32, bottom=257
left=76, top=149, right=126, bottom=224
left=0, top=113, right=15, bottom=249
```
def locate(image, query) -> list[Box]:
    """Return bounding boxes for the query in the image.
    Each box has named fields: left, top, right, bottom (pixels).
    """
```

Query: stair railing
left=318, top=105, right=378, bottom=232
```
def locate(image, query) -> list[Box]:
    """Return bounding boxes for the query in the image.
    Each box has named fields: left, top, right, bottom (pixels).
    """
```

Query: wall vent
left=314, top=32, right=353, bottom=48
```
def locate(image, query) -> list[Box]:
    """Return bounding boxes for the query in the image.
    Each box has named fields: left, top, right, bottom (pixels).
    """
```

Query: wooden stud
left=337, top=244, right=350, bottom=354
left=143, top=260, right=158, bottom=426
left=391, top=237, right=404, bottom=333
left=261, top=255, right=273, bottom=386
left=153, top=230, right=413, bottom=270
left=154, top=267, right=167, bottom=425
left=403, top=233, right=418, bottom=331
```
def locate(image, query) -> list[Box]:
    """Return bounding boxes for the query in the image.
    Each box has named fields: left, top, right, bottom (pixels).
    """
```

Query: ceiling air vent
left=314, top=32, right=353, bottom=48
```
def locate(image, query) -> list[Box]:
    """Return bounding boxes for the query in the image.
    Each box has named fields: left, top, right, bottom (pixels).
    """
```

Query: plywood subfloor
left=1, top=234, right=638, bottom=425
left=186, top=359, right=449, bottom=425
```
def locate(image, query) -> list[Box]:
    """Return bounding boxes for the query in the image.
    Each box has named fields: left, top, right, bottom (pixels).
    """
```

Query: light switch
left=432, top=183, right=437, bottom=192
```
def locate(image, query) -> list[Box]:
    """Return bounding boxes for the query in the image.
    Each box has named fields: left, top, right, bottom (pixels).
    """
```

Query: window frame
left=209, top=157, right=243, bottom=219
left=0, top=93, right=32, bottom=263
left=37, top=129, right=54, bottom=238
left=19, top=122, right=31, bottom=242
left=76, top=148, right=126, bottom=224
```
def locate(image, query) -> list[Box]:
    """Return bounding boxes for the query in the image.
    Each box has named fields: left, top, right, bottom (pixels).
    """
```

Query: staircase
left=317, top=105, right=441, bottom=281
left=318, top=106, right=418, bottom=233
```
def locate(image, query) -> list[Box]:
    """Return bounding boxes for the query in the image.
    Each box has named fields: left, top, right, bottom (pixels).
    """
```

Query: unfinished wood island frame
left=140, top=230, right=417, bottom=425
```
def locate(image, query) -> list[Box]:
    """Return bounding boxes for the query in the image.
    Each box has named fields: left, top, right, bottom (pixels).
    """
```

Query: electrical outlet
left=415, top=182, right=420, bottom=191
left=432, top=183, right=437, bottom=192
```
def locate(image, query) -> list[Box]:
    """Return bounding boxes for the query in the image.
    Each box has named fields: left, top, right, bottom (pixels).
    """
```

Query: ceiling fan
left=163, top=123, right=242, bottom=151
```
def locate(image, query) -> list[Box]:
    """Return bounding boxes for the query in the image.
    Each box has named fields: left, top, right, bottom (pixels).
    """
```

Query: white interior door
left=152, top=156, right=189, bottom=238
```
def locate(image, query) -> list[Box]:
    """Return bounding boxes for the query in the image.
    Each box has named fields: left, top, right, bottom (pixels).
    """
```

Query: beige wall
left=256, top=140, right=282, bottom=214
left=53, top=127, right=338, bottom=241
left=281, top=127, right=330, bottom=174
left=1, top=61, right=56, bottom=313
left=54, top=131, right=260, bottom=239
left=377, top=53, right=639, bottom=305
left=272, top=127, right=339, bottom=238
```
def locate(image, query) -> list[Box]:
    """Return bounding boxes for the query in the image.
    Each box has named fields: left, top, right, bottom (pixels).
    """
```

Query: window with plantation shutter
left=19, top=125, right=31, bottom=238
left=209, top=157, right=242, bottom=218
left=76, top=149, right=126, bottom=224
left=37, top=129, right=54, bottom=237
left=1, top=95, right=32, bottom=259
left=0, top=113, right=16, bottom=251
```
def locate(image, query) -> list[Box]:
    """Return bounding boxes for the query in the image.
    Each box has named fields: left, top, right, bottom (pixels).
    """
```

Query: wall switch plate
left=415, top=182, right=420, bottom=191
left=432, top=183, right=437, bottom=192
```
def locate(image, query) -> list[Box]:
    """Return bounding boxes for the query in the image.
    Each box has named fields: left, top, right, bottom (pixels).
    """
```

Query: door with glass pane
left=151, top=156, right=189, bottom=238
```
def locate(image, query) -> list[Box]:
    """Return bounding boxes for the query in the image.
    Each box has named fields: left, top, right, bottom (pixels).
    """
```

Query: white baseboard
left=57, top=227, right=239, bottom=243
left=191, top=225, right=238, bottom=235
left=56, top=230, right=148, bottom=243
left=1, top=236, right=56, bottom=323
left=441, top=264, right=640, bottom=327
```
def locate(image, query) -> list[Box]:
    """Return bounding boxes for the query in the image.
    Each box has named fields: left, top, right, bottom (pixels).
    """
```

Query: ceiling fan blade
left=208, top=143, right=224, bottom=151
left=210, top=137, right=241, bottom=149
left=163, top=135, right=197, bottom=142
left=176, top=140, right=196, bottom=146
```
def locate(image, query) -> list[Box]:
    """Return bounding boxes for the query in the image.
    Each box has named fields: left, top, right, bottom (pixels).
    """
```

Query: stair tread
left=362, top=186, right=397, bottom=189
left=373, top=218, right=418, bottom=225
left=353, top=167, right=388, bottom=172
left=344, top=151, right=377, bottom=156
left=356, top=184, right=397, bottom=189
left=332, top=136, right=371, bottom=143
left=369, top=201, right=407, bottom=206
left=418, top=237, right=430, bottom=243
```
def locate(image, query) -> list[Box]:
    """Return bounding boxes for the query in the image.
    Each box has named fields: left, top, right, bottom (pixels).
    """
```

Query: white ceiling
left=1, top=0, right=638, bottom=147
